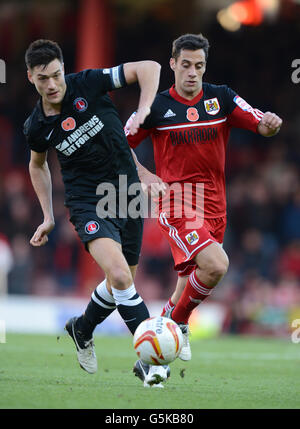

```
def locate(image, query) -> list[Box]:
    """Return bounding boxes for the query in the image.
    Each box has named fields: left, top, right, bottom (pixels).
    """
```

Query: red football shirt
left=126, top=83, right=263, bottom=218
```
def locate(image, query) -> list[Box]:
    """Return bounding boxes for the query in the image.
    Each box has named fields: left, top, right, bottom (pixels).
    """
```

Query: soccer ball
left=133, top=316, right=183, bottom=365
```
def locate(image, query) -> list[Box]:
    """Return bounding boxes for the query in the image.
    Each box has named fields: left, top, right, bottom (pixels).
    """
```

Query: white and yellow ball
left=133, top=316, right=183, bottom=365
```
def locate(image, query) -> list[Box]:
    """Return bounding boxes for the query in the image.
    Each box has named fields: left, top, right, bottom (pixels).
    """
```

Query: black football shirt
left=24, top=65, right=139, bottom=205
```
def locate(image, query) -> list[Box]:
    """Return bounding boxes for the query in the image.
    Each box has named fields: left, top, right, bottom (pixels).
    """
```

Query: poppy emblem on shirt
left=61, top=117, right=76, bottom=131
left=204, top=98, right=220, bottom=115
left=186, top=107, right=199, bottom=122
left=85, top=221, right=100, bottom=235
left=74, top=97, right=88, bottom=112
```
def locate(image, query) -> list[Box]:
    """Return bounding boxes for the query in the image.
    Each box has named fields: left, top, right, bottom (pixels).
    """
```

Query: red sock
left=161, top=298, right=175, bottom=317
left=171, top=270, right=214, bottom=324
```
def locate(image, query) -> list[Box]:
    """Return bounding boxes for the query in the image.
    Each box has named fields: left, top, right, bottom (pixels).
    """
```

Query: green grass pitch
left=0, top=333, right=299, bottom=409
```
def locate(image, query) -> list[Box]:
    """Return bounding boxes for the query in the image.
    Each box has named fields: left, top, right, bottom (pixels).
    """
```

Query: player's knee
left=108, top=267, right=132, bottom=289
left=212, top=261, right=229, bottom=281
left=210, top=255, right=229, bottom=282
left=201, top=253, right=229, bottom=284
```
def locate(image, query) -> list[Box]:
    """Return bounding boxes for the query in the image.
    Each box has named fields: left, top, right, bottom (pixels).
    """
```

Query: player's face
left=27, top=59, right=66, bottom=106
left=170, top=49, right=206, bottom=99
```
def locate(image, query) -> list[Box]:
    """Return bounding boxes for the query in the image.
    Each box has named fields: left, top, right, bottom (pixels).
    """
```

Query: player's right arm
left=29, top=150, right=55, bottom=246
left=123, top=61, right=161, bottom=135
left=130, top=148, right=166, bottom=198
left=124, top=112, right=166, bottom=198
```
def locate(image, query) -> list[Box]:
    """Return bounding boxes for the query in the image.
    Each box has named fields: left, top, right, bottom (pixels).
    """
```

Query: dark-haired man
left=126, top=33, right=282, bottom=367
left=24, top=39, right=170, bottom=387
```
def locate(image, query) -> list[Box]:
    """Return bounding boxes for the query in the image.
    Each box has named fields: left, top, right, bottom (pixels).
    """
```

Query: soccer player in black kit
left=24, top=39, right=169, bottom=387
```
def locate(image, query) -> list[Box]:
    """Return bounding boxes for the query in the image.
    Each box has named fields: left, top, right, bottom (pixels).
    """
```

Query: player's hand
left=127, top=106, right=151, bottom=136
left=140, top=170, right=167, bottom=198
left=30, top=219, right=55, bottom=247
left=258, top=112, right=282, bottom=137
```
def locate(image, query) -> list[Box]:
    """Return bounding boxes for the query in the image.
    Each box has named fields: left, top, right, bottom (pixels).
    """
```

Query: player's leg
left=121, top=216, right=170, bottom=387
left=161, top=275, right=187, bottom=317
left=160, top=274, right=192, bottom=361
left=129, top=264, right=138, bottom=279
left=124, top=263, right=170, bottom=387
left=171, top=242, right=229, bottom=324
left=66, top=237, right=150, bottom=374
left=75, top=264, right=139, bottom=350
left=158, top=215, right=228, bottom=360
left=87, top=237, right=150, bottom=335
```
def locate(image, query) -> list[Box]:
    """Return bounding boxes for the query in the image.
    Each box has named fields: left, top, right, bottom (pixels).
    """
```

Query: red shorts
left=158, top=212, right=226, bottom=277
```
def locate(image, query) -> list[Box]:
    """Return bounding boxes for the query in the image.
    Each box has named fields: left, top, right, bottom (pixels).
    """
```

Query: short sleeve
left=25, top=135, right=49, bottom=153
left=23, top=118, right=49, bottom=153
left=78, top=65, right=127, bottom=94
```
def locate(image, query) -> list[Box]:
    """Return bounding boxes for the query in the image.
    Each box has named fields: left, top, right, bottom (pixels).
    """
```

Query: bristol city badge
left=185, top=231, right=199, bottom=245
left=204, top=98, right=220, bottom=115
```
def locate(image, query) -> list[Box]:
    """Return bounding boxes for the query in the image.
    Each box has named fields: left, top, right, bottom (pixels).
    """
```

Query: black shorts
left=68, top=201, right=143, bottom=266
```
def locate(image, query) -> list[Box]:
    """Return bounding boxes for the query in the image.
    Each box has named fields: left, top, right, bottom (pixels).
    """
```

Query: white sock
left=92, top=279, right=116, bottom=308
left=111, top=284, right=142, bottom=306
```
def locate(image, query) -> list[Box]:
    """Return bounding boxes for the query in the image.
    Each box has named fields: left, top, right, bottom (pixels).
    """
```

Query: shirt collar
left=169, top=84, right=203, bottom=106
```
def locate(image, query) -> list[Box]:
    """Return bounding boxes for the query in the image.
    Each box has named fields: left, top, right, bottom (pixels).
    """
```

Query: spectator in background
left=52, top=218, right=79, bottom=293
left=0, top=233, right=13, bottom=295
left=278, top=240, right=300, bottom=280
left=238, top=228, right=278, bottom=281
left=279, top=188, right=300, bottom=244
left=141, top=218, right=174, bottom=298
left=7, top=234, right=32, bottom=294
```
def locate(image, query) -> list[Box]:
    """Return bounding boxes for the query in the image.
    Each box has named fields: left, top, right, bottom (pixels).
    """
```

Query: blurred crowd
left=0, top=1, right=299, bottom=336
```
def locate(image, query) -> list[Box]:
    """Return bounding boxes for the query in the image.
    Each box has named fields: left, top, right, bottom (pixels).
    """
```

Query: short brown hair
left=172, top=33, right=210, bottom=61
left=25, top=39, right=63, bottom=70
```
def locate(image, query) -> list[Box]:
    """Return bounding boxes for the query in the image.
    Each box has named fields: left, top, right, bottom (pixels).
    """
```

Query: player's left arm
left=123, top=61, right=161, bottom=135
left=257, top=111, right=283, bottom=137
left=225, top=87, right=282, bottom=137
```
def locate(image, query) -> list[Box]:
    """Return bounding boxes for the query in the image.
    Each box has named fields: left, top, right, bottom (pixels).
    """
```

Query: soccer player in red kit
left=126, top=34, right=282, bottom=366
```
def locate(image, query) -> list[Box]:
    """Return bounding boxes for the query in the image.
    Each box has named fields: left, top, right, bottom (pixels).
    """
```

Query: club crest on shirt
left=186, top=107, right=199, bottom=122
left=204, top=98, right=220, bottom=115
left=185, top=231, right=199, bottom=245
left=85, top=221, right=100, bottom=234
left=73, top=97, right=88, bottom=112
left=61, top=117, right=76, bottom=131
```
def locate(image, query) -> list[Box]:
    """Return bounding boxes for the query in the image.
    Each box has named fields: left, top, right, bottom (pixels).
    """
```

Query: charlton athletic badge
left=85, top=221, right=100, bottom=235
left=74, top=97, right=88, bottom=112
left=185, top=231, right=199, bottom=245
left=204, top=98, right=220, bottom=115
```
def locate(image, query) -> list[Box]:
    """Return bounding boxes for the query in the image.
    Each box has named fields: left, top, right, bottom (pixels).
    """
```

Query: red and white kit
left=126, top=83, right=263, bottom=274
